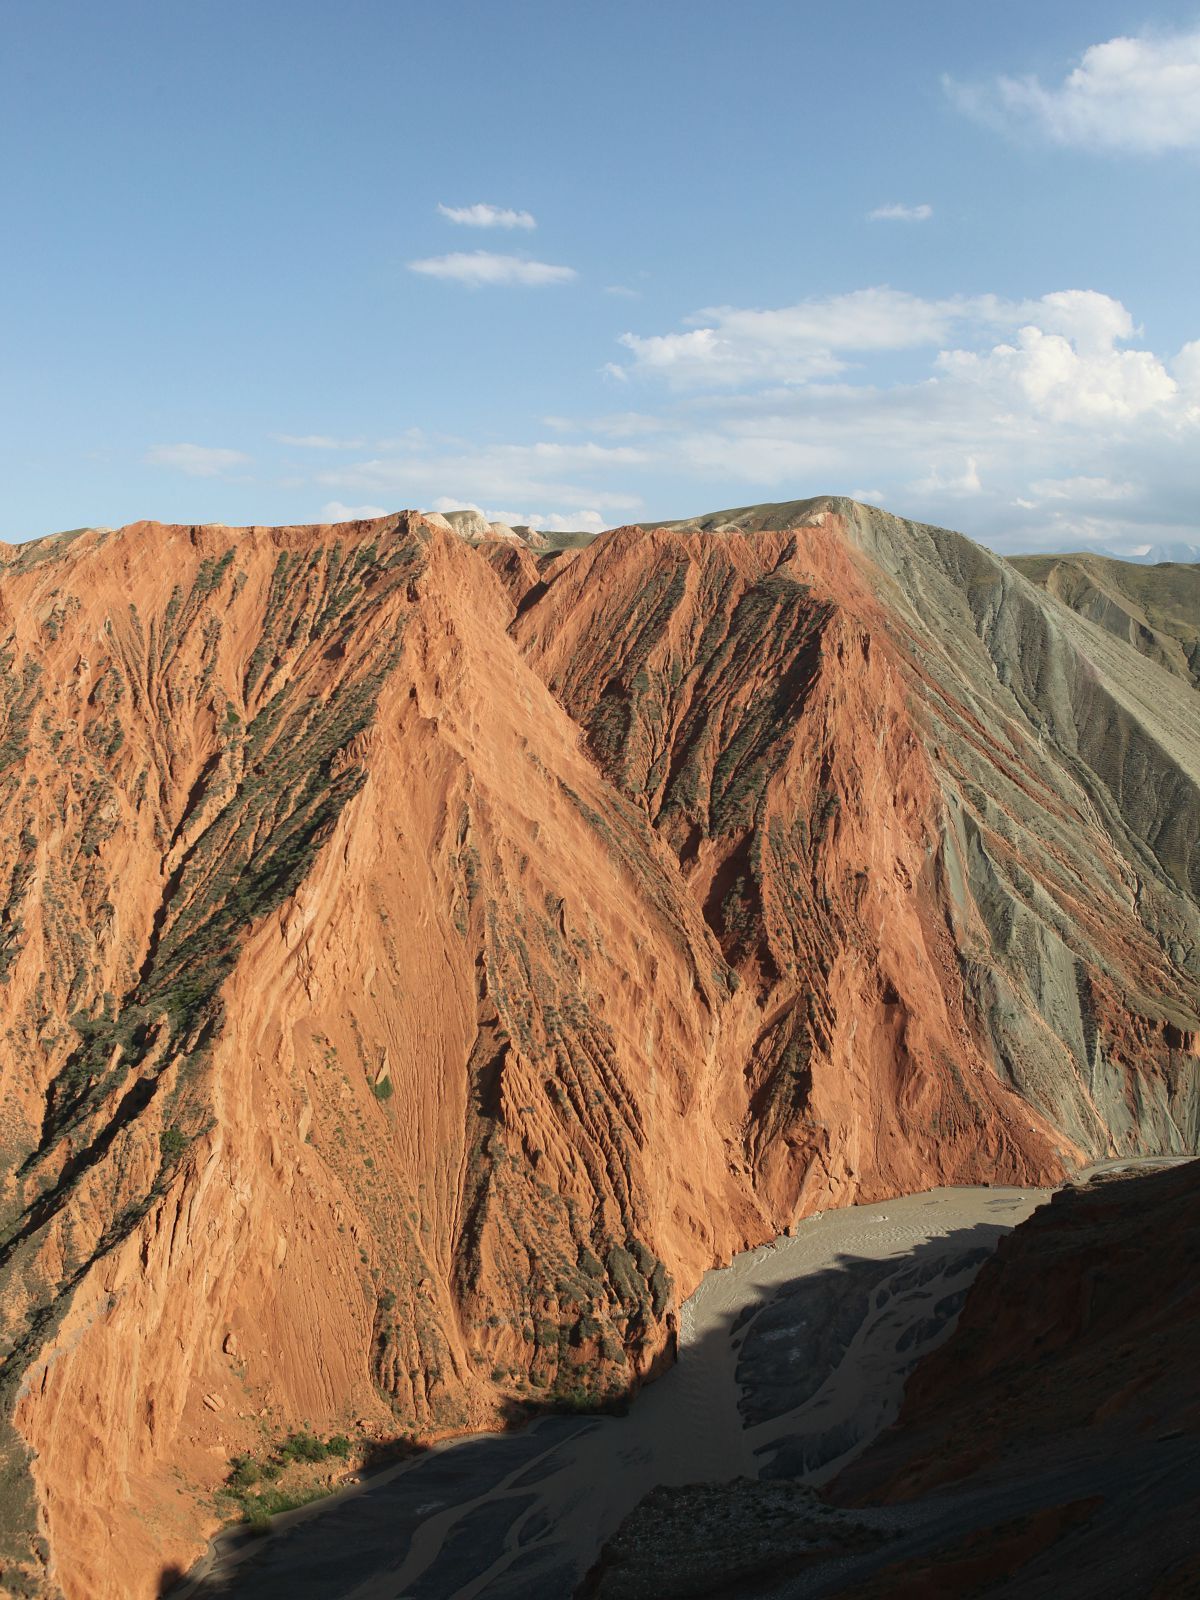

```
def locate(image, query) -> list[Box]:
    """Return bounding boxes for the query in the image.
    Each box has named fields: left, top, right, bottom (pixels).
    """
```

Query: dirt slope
left=1010, top=550, right=1200, bottom=692
left=0, top=500, right=1195, bottom=1596
left=516, top=502, right=1200, bottom=1166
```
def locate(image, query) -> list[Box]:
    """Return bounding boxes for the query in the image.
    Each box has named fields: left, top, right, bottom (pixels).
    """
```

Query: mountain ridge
left=0, top=499, right=1194, bottom=1596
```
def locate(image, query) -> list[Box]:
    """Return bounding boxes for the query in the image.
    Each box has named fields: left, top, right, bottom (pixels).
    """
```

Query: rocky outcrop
left=839, top=1160, right=1200, bottom=1503
left=0, top=501, right=1195, bottom=1596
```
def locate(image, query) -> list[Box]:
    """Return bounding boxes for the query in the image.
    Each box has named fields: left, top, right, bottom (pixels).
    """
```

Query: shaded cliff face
left=826, top=1160, right=1200, bottom=1598
left=582, top=1160, right=1200, bottom=1600
left=839, top=1161, right=1200, bottom=1503
left=0, top=501, right=1194, bottom=1596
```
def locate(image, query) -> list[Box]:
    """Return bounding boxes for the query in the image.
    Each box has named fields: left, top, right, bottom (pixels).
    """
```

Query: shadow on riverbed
left=161, top=1218, right=1017, bottom=1600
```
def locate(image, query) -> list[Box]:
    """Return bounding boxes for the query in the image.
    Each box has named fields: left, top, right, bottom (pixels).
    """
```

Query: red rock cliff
left=0, top=501, right=1194, bottom=1596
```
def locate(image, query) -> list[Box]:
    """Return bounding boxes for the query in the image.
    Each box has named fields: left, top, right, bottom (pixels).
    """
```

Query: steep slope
left=514, top=500, right=1200, bottom=1178
left=1010, top=551, right=1200, bottom=691
left=841, top=1160, right=1200, bottom=1499
left=0, top=501, right=1195, bottom=1597
left=582, top=1159, right=1200, bottom=1600
left=825, top=1159, right=1200, bottom=1598
left=0, top=515, right=754, bottom=1597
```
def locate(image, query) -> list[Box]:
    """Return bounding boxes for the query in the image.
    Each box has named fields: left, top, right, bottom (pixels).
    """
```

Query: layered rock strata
left=0, top=500, right=1193, bottom=1595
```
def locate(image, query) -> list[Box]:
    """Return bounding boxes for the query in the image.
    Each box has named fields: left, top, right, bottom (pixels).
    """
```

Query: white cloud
left=609, top=287, right=1118, bottom=389
left=276, top=434, right=366, bottom=450
left=614, top=288, right=965, bottom=388
left=868, top=202, right=933, bottom=221
left=604, top=284, right=641, bottom=298
left=296, top=284, right=1198, bottom=560
left=948, top=29, right=1200, bottom=152
left=909, top=456, right=983, bottom=497
left=408, top=251, right=576, bottom=287
left=430, top=496, right=607, bottom=535
left=145, top=443, right=250, bottom=477
left=317, top=440, right=645, bottom=514
left=1023, top=288, right=1134, bottom=353
left=1173, top=339, right=1200, bottom=393
left=937, top=322, right=1176, bottom=422
left=319, top=500, right=390, bottom=522
left=1027, top=476, right=1137, bottom=502
left=437, top=202, right=536, bottom=230
left=539, top=510, right=607, bottom=534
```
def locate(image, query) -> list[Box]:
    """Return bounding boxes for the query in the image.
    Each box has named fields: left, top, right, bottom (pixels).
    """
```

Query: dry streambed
left=181, top=1186, right=1047, bottom=1599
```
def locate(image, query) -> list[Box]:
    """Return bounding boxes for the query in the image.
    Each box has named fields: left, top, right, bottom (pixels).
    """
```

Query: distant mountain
left=1128, top=539, right=1200, bottom=565
left=1010, top=549, right=1200, bottom=690
left=0, top=499, right=1196, bottom=1595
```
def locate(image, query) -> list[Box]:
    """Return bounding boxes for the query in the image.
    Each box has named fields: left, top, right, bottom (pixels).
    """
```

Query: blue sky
left=2, top=2, right=1199, bottom=554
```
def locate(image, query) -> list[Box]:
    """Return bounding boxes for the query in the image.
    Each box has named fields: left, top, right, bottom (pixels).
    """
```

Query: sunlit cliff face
left=0, top=499, right=1195, bottom=1597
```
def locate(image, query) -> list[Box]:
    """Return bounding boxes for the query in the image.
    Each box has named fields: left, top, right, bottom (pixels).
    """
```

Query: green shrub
left=159, top=1125, right=187, bottom=1162
left=278, top=1431, right=327, bottom=1464
left=226, top=1455, right=260, bottom=1490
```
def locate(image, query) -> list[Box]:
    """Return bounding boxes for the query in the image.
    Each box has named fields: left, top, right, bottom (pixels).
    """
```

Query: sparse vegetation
left=220, top=1431, right=354, bottom=1526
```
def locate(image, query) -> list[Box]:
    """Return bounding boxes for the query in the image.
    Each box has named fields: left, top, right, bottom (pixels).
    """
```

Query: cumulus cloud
left=145, top=443, right=250, bottom=477
left=612, top=286, right=1180, bottom=424
left=296, top=283, right=1198, bottom=559
left=1174, top=339, right=1200, bottom=393
left=609, top=287, right=1145, bottom=389
left=938, top=326, right=1176, bottom=423
left=437, top=202, right=536, bottom=230
left=868, top=202, right=933, bottom=221
left=408, top=251, right=576, bottom=287
left=319, top=500, right=390, bottom=522
left=612, top=288, right=969, bottom=388
left=947, top=28, right=1200, bottom=152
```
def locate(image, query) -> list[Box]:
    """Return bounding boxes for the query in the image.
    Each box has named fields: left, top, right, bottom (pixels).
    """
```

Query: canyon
left=0, top=498, right=1196, bottom=1598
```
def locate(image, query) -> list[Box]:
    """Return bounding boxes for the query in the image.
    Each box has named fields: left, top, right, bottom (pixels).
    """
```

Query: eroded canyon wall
left=0, top=502, right=1194, bottom=1596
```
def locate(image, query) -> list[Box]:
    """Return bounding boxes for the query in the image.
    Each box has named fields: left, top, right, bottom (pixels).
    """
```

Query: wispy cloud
left=275, top=434, right=366, bottom=450
left=145, top=443, right=250, bottom=477
left=605, top=286, right=1180, bottom=404
left=316, top=439, right=645, bottom=512
left=604, top=284, right=641, bottom=298
left=408, top=251, right=576, bottom=287
left=319, top=500, right=390, bottom=522
left=868, top=202, right=933, bottom=221
left=342, top=282, right=1197, bottom=558
left=1028, top=476, right=1137, bottom=502
left=947, top=28, right=1200, bottom=152
left=610, top=288, right=971, bottom=388
left=437, top=202, right=536, bottom=230
left=285, top=284, right=1199, bottom=560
